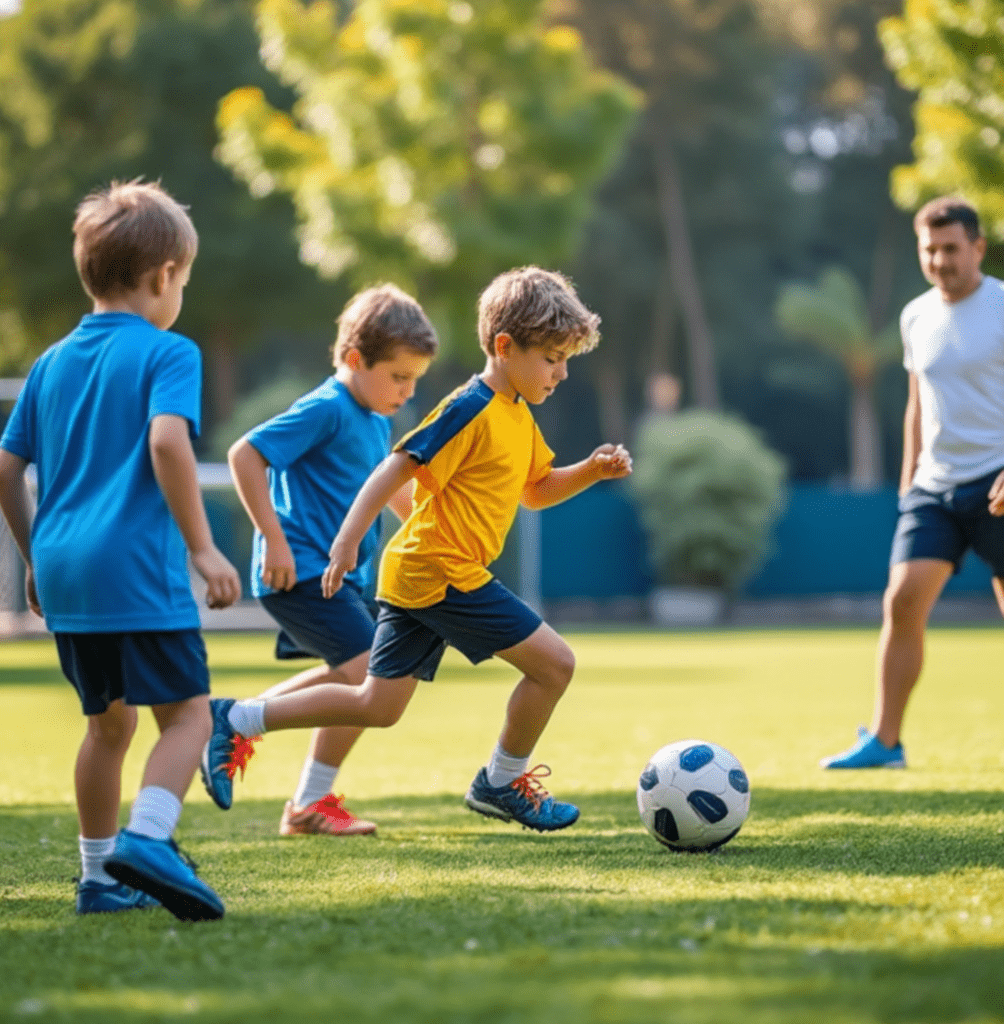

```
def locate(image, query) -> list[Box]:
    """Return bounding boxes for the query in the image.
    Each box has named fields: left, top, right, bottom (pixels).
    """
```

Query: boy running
left=203, top=266, right=631, bottom=831
left=0, top=180, right=240, bottom=920
left=203, top=285, right=437, bottom=834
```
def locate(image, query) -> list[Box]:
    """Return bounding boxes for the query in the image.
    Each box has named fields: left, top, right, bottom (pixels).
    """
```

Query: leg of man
left=871, top=557, right=953, bottom=746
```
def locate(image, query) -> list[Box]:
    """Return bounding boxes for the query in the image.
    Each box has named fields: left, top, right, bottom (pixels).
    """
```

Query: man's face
left=917, top=222, right=986, bottom=302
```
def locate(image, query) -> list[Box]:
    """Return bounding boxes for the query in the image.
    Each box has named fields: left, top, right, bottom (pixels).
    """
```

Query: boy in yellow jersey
left=202, top=267, right=631, bottom=830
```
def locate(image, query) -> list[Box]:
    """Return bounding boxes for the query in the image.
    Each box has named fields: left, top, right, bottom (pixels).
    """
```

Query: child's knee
left=542, top=644, right=576, bottom=693
left=358, top=679, right=409, bottom=728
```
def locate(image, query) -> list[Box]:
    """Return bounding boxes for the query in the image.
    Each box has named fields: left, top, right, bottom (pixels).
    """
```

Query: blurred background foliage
left=0, top=0, right=995, bottom=487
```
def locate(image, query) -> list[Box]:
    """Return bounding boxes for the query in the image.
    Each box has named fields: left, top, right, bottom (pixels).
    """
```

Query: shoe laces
left=168, top=838, right=200, bottom=874
left=224, top=734, right=261, bottom=780
left=310, top=794, right=353, bottom=822
left=510, top=764, right=553, bottom=811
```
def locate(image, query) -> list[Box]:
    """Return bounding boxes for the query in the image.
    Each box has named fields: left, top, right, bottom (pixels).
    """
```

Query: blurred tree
left=215, top=0, right=640, bottom=365
left=880, top=0, right=1004, bottom=257
left=775, top=266, right=900, bottom=488
left=0, top=0, right=341, bottom=424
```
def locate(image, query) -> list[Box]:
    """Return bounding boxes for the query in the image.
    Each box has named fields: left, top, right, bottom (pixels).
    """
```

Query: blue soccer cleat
left=104, top=829, right=225, bottom=922
left=465, top=765, right=580, bottom=832
left=200, top=698, right=260, bottom=810
left=820, top=730, right=906, bottom=769
left=75, top=878, right=159, bottom=915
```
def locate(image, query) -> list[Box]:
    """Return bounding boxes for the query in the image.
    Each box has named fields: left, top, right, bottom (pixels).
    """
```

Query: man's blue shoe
left=201, top=697, right=238, bottom=810
left=104, top=829, right=225, bottom=922
left=76, top=878, right=159, bottom=915
left=820, top=730, right=906, bottom=769
left=464, top=765, right=579, bottom=832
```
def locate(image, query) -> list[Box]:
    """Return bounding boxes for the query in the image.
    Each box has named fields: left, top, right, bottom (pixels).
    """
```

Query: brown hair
left=477, top=267, right=600, bottom=357
left=72, top=180, right=199, bottom=299
left=333, top=284, right=438, bottom=367
left=914, top=197, right=982, bottom=242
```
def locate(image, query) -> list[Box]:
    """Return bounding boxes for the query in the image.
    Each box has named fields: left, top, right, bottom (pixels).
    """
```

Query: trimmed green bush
left=632, top=410, right=786, bottom=592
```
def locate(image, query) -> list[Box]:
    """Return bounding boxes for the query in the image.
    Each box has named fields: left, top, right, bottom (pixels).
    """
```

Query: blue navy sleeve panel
left=148, top=335, right=203, bottom=438
left=396, top=377, right=493, bottom=465
left=246, top=383, right=343, bottom=471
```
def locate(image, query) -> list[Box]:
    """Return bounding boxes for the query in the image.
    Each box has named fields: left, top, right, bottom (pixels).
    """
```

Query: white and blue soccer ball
left=637, top=739, right=750, bottom=851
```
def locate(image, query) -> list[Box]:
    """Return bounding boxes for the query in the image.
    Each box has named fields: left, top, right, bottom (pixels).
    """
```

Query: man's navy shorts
left=259, top=575, right=376, bottom=668
left=368, top=579, right=543, bottom=681
left=54, top=629, right=210, bottom=715
left=890, top=467, right=1004, bottom=577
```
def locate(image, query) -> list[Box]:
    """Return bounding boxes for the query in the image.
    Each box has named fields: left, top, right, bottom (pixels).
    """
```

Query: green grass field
left=2, top=628, right=1004, bottom=1023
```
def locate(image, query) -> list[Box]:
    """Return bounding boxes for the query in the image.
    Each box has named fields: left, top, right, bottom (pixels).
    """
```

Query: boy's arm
left=228, top=437, right=297, bottom=591
left=322, top=451, right=420, bottom=597
left=387, top=479, right=416, bottom=521
left=522, top=444, right=632, bottom=511
left=149, top=414, right=241, bottom=609
left=0, top=450, right=41, bottom=616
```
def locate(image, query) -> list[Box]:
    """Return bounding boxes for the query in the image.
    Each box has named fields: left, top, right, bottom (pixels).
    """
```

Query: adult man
left=822, top=197, right=1004, bottom=769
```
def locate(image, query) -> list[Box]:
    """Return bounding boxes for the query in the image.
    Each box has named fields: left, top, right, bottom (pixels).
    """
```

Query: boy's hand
left=322, top=537, right=358, bottom=598
left=990, top=469, right=1004, bottom=515
left=591, top=443, right=633, bottom=480
left=25, top=565, right=42, bottom=618
left=262, top=532, right=297, bottom=591
left=191, top=546, right=242, bottom=609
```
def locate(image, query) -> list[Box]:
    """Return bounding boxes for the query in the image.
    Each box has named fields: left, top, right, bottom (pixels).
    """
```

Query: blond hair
left=73, top=180, right=198, bottom=299
left=477, top=267, right=600, bottom=357
left=333, top=283, right=438, bottom=367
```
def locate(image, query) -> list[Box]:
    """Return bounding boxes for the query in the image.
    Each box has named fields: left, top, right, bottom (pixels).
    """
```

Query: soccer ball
left=637, top=739, right=750, bottom=852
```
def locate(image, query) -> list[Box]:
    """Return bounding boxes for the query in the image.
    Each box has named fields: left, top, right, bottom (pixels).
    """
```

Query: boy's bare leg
left=494, top=623, right=576, bottom=758
left=144, top=694, right=212, bottom=798
left=75, top=700, right=138, bottom=838
left=262, top=674, right=418, bottom=730
left=871, top=558, right=952, bottom=747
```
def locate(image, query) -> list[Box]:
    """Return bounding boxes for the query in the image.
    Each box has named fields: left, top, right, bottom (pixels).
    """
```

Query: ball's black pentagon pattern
left=653, top=807, right=679, bottom=842
left=638, top=763, right=659, bottom=791
left=686, top=789, right=729, bottom=823
left=728, top=768, right=749, bottom=794
left=679, top=744, right=714, bottom=772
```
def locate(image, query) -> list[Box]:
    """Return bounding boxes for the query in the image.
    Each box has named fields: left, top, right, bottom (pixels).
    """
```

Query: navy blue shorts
left=260, top=575, right=376, bottom=668
left=54, top=630, right=210, bottom=716
left=368, top=579, right=543, bottom=682
left=890, top=468, right=1004, bottom=577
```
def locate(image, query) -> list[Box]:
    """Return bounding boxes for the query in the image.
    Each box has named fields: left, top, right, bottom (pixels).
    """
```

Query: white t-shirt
left=901, top=275, right=1004, bottom=491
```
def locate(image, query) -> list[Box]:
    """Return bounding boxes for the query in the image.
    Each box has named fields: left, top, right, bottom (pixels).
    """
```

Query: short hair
left=914, top=197, right=982, bottom=241
left=477, top=267, right=600, bottom=357
left=333, top=284, right=439, bottom=367
left=72, top=180, right=199, bottom=299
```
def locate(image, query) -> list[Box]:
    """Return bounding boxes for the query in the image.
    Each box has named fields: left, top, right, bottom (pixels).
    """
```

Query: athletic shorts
left=368, top=578, right=542, bottom=682
left=890, top=467, right=1004, bottom=577
left=259, top=575, right=376, bottom=668
left=54, top=629, right=210, bottom=716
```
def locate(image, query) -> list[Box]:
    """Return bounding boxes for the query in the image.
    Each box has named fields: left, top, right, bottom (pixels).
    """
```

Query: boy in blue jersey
left=201, top=285, right=437, bottom=834
left=203, top=266, right=631, bottom=832
left=0, top=181, right=241, bottom=920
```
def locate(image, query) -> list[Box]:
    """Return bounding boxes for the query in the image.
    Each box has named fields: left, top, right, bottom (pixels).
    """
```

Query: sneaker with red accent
left=279, top=795, right=378, bottom=836
left=200, top=697, right=261, bottom=810
left=464, top=764, right=580, bottom=832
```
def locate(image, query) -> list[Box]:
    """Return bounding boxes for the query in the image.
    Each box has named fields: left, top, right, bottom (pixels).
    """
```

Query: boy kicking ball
left=0, top=181, right=240, bottom=920
left=201, top=285, right=437, bottom=835
left=203, top=266, right=631, bottom=831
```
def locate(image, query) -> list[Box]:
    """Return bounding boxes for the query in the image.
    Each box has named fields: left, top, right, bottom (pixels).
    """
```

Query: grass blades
left=2, top=629, right=1004, bottom=1023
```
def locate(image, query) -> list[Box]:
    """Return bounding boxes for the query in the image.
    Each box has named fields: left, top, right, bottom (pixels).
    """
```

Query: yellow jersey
left=378, top=376, right=554, bottom=608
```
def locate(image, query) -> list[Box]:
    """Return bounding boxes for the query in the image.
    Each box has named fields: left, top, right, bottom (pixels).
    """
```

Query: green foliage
left=632, top=411, right=786, bottom=591
left=881, top=0, right=1004, bottom=236
left=4, top=630, right=1004, bottom=1022
left=217, top=0, right=640, bottom=362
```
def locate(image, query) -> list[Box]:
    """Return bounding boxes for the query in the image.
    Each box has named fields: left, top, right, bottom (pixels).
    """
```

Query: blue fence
left=538, top=483, right=994, bottom=600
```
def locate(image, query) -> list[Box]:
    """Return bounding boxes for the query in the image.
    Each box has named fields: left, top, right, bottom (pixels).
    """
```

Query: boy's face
left=344, top=345, right=432, bottom=416
left=497, top=335, right=573, bottom=405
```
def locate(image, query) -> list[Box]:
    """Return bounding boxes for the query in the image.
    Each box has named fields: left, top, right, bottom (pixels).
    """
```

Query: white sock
left=293, top=758, right=339, bottom=810
left=486, top=744, right=530, bottom=788
left=228, top=699, right=267, bottom=738
left=79, top=835, right=117, bottom=885
left=127, top=786, right=182, bottom=842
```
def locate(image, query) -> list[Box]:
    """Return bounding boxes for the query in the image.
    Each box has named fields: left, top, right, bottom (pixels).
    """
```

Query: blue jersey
left=0, top=312, right=202, bottom=632
left=245, top=376, right=391, bottom=597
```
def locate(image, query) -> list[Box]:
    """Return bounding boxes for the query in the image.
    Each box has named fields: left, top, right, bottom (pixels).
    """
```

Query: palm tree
left=775, top=267, right=901, bottom=489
